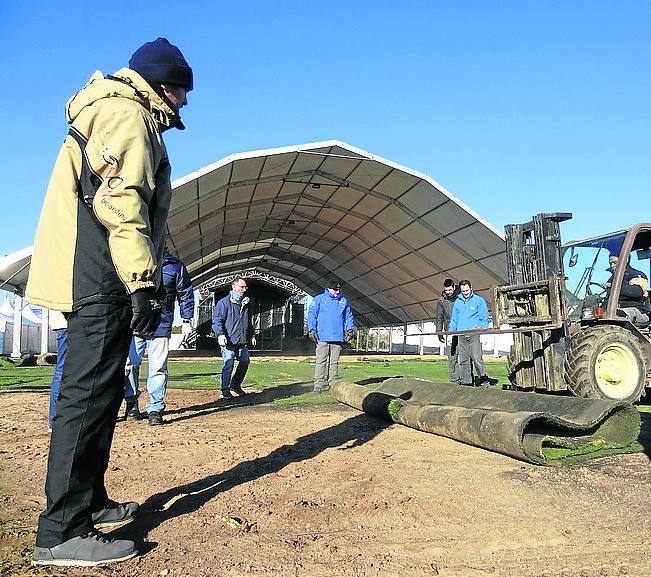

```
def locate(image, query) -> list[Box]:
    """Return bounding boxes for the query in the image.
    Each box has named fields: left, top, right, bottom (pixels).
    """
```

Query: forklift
left=495, top=213, right=651, bottom=403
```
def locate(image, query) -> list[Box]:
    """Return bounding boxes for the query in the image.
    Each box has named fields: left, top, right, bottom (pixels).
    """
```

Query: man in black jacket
left=435, top=279, right=460, bottom=385
left=606, top=255, right=650, bottom=326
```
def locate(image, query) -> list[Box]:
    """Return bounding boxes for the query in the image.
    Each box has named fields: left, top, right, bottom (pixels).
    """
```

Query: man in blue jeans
left=47, top=311, right=68, bottom=431
left=212, top=277, right=256, bottom=399
left=123, top=247, right=194, bottom=425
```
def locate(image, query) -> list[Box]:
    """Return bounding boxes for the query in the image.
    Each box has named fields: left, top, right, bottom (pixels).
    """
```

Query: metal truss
left=198, top=270, right=307, bottom=301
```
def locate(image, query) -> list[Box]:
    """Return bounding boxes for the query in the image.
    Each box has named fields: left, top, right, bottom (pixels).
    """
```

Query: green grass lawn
left=0, top=356, right=508, bottom=404
left=0, top=357, right=54, bottom=389
left=2, top=356, right=648, bottom=411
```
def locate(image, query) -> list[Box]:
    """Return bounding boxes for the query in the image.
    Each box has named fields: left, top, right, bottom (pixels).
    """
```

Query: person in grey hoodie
left=435, top=279, right=460, bottom=385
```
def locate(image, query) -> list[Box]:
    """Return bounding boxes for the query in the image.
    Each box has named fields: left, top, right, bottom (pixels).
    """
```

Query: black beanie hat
left=129, top=37, right=193, bottom=91
left=328, top=278, right=341, bottom=290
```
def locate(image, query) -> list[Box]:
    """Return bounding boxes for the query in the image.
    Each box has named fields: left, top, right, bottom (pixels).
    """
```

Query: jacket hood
left=65, top=68, right=184, bottom=131
left=162, top=247, right=181, bottom=266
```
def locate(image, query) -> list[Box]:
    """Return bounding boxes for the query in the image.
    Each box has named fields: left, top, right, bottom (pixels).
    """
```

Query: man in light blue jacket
left=448, top=279, right=493, bottom=386
left=307, top=279, right=355, bottom=393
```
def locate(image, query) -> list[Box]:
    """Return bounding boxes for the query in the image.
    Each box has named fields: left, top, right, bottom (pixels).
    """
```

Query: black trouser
left=36, top=302, right=132, bottom=547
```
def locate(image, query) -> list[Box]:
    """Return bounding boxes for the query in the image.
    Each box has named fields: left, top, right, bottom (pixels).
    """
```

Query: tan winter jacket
left=26, top=68, right=183, bottom=311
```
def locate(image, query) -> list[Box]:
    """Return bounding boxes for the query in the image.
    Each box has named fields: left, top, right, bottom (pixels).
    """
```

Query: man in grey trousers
left=448, top=280, right=494, bottom=387
left=307, top=279, right=355, bottom=393
left=436, top=278, right=460, bottom=385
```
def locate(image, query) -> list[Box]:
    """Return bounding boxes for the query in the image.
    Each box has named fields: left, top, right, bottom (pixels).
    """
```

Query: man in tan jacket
left=27, top=38, right=193, bottom=567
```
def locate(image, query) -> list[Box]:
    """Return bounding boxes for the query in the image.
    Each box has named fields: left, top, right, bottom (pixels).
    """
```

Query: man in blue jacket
left=124, top=247, right=195, bottom=425
left=307, top=279, right=355, bottom=393
left=212, top=277, right=256, bottom=399
left=448, top=279, right=492, bottom=387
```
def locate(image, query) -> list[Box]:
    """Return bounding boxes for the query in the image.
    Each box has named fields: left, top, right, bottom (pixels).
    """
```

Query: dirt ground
left=1, top=385, right=650, bottom=577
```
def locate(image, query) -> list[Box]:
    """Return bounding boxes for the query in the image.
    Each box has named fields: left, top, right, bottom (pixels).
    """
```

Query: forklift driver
left=605, top=254, right=650, bottom=327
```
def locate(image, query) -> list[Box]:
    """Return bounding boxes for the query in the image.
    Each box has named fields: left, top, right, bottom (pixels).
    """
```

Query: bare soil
left=1, top=387, right=650, bottom=577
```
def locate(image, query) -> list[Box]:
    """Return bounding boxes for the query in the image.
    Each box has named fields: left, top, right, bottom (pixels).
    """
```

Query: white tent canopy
left=1, top=141, right=508, bottom=328
left=0, top=297, right=42, bottom=325
left=0, top=246, right=33, bottom=294
left=167, top=140, right=507, bottom=327
left=0, top=297, right=13, bottom=318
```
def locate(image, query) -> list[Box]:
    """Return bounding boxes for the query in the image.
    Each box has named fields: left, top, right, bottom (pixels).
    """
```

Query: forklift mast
left=497, top=213, right=573, bottom=392
left=504, top=213, right=572, bottom=285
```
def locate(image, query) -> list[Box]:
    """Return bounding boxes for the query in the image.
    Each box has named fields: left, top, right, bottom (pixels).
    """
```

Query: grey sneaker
left=32, top=530, right=137, bottom=567
left=231, top=385, right=248, bottom=396
left=220, top=390, right=233, bottom=399
left=91, top=500, right=139, bottom=528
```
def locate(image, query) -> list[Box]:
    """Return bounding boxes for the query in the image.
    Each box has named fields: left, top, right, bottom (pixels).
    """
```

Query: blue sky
left=1, top=0, right=649, bottom=258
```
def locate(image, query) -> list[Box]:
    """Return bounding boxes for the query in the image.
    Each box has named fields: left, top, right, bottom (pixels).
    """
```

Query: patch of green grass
left=167, top=357, right=510, bottom=406
left=0, top=356, right=510, bottom=403
left=3, top=355, right=650, bottom=412
left=165, top=358, right=318, bottom=391
left=0, top=365, right=54, bottom=390
left=4, top=352, right=650, bottom=428
left=541, top=438, right=644, bottom=465
left=273, top=388, right=336, bottom=407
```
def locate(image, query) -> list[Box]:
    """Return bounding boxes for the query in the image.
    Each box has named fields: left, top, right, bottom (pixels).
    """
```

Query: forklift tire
left=564, top=324, right=646, bottom=403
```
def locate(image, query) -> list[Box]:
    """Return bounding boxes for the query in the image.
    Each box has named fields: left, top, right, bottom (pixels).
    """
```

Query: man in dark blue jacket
left=606, top=254, right=650, bottom=326
left=212, top=277, right=256, bottom=399
left=307, top=279, right=354, bottom=393
left=124, top=247, right=195, bottom=425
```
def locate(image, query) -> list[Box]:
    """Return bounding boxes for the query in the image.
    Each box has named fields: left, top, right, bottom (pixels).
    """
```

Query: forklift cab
left=564, top=225, right=651, bottom=326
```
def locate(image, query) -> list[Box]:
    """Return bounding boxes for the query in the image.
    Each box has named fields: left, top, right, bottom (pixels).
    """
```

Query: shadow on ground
left=113, top=411, right=388, bottom=550
left=160, top=381, right=317, bottom=424
left=0, top=386, right=49, bottom=394
left=638, top=411, right=651, bottom=458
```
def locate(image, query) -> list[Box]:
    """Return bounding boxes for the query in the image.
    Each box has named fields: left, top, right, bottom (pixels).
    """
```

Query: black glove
left=438, top=335, right=445, bottom=343
left=345, top=329, right=354, bottom=341
left=130, top=288, right=162, bottom=337
left=308, top=329, right=318, bottom=343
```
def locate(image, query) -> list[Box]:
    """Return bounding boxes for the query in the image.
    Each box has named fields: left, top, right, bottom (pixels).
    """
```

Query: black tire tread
left=564, top=324, right=646, bottom=403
